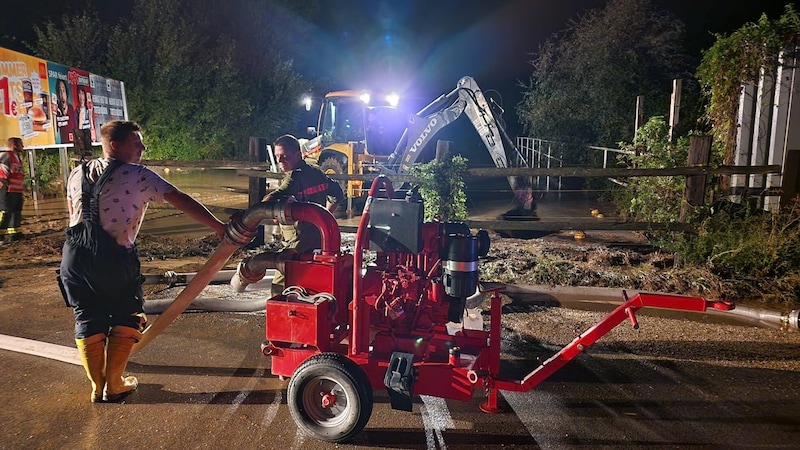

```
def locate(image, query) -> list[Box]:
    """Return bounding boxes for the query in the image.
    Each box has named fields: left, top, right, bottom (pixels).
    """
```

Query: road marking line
left=261, top=389, right=282, bottom=427
left=420, top=395, right=454, bottom=450
left=504, top=390, right=564, bottom=449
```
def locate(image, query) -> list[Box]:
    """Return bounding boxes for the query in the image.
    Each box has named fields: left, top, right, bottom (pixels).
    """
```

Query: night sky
left=1, top=0, right=796, bottom=128
left=308, top=0, right=795, bottom=104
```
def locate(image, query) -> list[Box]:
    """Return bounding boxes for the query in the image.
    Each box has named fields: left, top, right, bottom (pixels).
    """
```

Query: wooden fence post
left=679, top=135, right=712, bottom=222
left=435, top=140, right=452, bottom=162
left=247, top=137, right=268, bottom=247
left=781, top=149, right=800, bottom=208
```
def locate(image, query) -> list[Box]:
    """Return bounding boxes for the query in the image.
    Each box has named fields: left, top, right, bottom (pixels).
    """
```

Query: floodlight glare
left=386, top=92, right=400, bottom=107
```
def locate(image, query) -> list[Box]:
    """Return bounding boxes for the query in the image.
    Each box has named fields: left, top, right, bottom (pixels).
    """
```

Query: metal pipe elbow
left=225, top=199, right=288, bottom=246
left=287, top=201, right=341, bottom=255
left=225, top=199, right=340, bottom=254
left=231, top=250, right=293, bottom=293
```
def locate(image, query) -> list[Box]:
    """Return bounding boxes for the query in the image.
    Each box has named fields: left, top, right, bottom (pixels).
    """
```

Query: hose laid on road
left=486, top=283, right=799, bottom=331
left=142, top=296, right=267, bottom=314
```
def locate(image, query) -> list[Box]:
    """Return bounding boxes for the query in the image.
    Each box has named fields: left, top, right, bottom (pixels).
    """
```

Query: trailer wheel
left=320, top=157, right=348, bottom=194
left=287, top=352, right=373, bottom=443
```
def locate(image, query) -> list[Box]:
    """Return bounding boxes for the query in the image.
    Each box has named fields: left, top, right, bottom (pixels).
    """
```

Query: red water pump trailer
left=233, top=176, right=733, bottom=443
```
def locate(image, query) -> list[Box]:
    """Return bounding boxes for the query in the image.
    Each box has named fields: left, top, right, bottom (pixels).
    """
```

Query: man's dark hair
left=273, top=134, right=301, bottom=154
left=101, top=120, right=142, bottom=145
left=7, top=137, right=22, bottom=148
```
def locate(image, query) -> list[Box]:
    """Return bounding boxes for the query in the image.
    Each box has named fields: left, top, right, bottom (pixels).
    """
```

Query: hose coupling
left=225, top=212, right=260, bottom=246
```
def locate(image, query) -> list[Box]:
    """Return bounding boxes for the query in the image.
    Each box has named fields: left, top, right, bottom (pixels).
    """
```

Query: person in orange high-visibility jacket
left=0, top=137, right=25, bottom=243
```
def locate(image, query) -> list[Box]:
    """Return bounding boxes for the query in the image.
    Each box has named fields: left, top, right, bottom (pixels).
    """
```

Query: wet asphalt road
left=3, top=296, right=800, bottom=450
left=3, top=176, right=800, bottom=449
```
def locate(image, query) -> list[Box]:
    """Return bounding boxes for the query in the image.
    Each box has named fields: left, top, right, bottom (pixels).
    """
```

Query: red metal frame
left=261, top=174, right=736, bottom=414
left=479, top=289, right=733, bottom=412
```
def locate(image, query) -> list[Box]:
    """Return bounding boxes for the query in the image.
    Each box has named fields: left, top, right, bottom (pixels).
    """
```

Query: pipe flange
left=163, top=270, right=178, bottom=287
left=238, top=260, right=266, bottom=284
left=274, top=197, right=295, bottom=225
left=789, top=310, right=800, bottom=330
left=225, top=214, right=259, bottom=246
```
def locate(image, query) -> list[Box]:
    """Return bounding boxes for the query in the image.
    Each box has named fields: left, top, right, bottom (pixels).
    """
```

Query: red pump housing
left=254, top=175, right=734, bottom=444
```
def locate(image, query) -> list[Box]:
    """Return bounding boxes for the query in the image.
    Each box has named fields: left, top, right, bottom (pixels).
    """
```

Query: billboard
left=0, top=47, right=127, bottom=148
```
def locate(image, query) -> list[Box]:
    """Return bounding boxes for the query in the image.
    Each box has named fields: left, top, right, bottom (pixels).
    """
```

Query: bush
left=655, top=198, right=800, bottom=305
left=408, top=155, right=468, bottom=222
left=613, top=117, right=689, bottom=222
left=23, top=150, right=65, bottom=198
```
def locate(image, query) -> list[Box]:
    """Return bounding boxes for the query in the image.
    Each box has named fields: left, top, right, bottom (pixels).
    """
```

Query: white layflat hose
left=133, top=241, right=241, bottom=352
left=1, top=285, right=797, bottom=365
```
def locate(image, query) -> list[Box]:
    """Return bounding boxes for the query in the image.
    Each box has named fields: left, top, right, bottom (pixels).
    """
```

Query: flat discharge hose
left=133, top=240, right=242, bottom=353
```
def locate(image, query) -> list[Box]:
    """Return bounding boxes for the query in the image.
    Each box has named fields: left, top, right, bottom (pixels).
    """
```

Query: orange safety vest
left=0, top=151, right=24, bottom=193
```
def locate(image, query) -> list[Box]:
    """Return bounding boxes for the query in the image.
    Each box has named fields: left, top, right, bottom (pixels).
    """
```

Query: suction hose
left=142, top=270, right=239, bottom=287
left=490, top=283, right=800, bottom=331
left=133, top=199, right=340, bottom=353
left=230, top=251, right=291, bottom=293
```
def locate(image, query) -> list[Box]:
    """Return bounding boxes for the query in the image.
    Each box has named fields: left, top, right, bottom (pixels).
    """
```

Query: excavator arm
left=383, top=76, right=534, bottom=211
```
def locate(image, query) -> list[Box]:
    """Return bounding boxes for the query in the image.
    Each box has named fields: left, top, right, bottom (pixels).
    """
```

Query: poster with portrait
left=47, top=62, right=77, bottom=145
left=1, top=46, right=127, bottom=149
left=0, top=47, right=54, bottom=146
left=71, top=68, right=95, bottom=143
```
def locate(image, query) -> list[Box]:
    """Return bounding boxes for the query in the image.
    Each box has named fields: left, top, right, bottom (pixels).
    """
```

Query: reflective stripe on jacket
left=0, top=151, right=24, bottom=193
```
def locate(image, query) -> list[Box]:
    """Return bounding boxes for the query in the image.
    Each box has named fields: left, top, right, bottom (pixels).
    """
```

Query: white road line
left=504, top=390, right=567, bottom=450
left=292, top=427, right=307, bottom=448
left=420, top=395, right=454, bottom=450
left=261, top=389, right=282, bottom=427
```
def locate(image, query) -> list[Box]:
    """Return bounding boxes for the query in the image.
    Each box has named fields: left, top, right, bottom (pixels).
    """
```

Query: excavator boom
left=384, top=76, right=534, bottom=210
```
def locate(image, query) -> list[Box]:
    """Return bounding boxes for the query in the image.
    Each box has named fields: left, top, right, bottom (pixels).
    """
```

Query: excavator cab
left=317, top=94, right=406, bottom=156
left=304, top=90, right=408, bottom=197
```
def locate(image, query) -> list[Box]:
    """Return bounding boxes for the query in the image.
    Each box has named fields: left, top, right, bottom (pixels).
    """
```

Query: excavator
left=301, top=76, right=535, bottom=212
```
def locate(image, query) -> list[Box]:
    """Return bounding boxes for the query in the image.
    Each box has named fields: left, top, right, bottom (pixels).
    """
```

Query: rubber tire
left=319, top=157, right=348, bottom=194
left=287, top=353, right=374, bottom=443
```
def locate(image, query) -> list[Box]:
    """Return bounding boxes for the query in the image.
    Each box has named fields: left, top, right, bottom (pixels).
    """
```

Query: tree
left=517, top=0, right=693, bottom=157
left=33, top=11, right=111, bottom=73
left=33, top=0, right=317, bottom=160
left=696, top=4, right=800, bottom=166
left=408, top=155, right=469, bottom=222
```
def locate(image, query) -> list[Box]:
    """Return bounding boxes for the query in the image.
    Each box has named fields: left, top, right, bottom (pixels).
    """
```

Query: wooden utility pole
left=247, top=137, right=269, bottom=247
left=781, top=149, right=800, bottom=208
left=634, top=95, right=644, bottom=138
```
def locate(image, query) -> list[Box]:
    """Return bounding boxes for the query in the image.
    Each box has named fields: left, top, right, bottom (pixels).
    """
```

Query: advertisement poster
left=73, top=67, right=94, bottom=143
left=89, top=73, right=127, bottom=139
left=1, top=46, right=126, bottom=149
left=0, top=47, right=53, bottom=146
left=47, top=62, right=77, bottom=145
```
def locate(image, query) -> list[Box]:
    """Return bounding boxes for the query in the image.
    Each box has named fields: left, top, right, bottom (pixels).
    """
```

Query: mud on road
left=2, top=209, right=799, bottom=370
left=1, top=207, right=800, bottom=450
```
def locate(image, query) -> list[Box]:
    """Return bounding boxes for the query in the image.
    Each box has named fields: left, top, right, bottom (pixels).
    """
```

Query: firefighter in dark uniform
left=259, top=134, right=343, bottom=293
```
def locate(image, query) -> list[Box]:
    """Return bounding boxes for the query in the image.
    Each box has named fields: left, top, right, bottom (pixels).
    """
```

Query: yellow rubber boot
left=75, top=333, right=107, bottom=403
left=103, top=326, right=142, bottom=402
